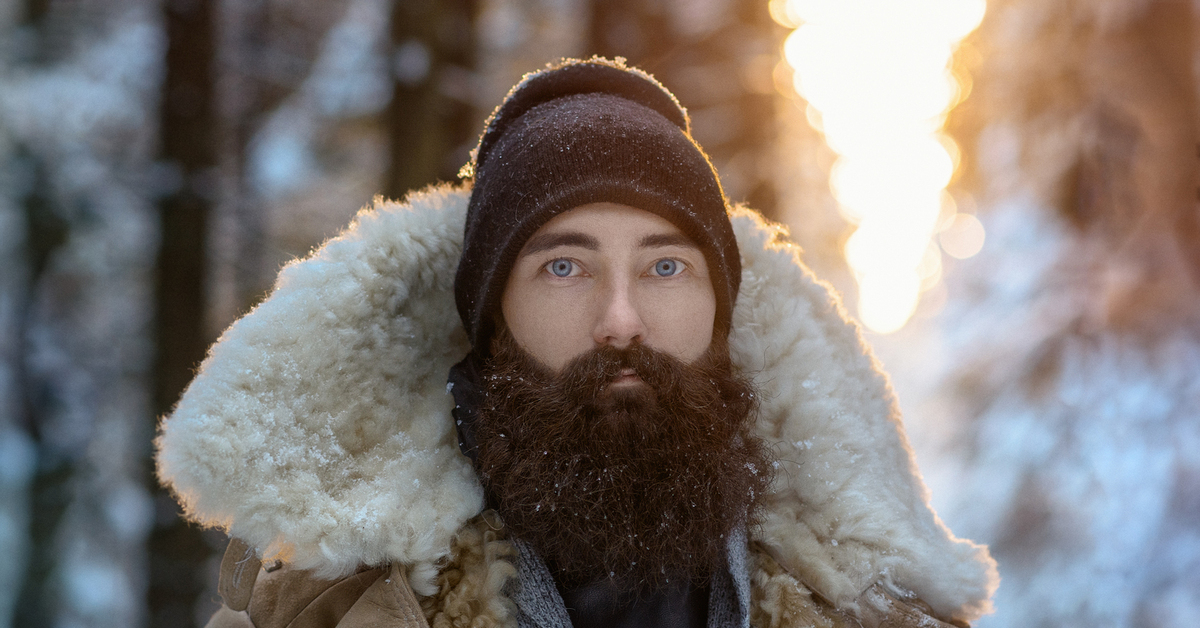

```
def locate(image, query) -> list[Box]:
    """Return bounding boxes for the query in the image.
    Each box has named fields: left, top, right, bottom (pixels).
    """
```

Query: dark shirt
left=558, top=577, right=710, bottom=628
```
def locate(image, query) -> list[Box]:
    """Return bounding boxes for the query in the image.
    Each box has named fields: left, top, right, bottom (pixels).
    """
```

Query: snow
left=307, top=0, right=391, bottom=117
left=103, top=482, right=156, bottom=544
left=0, top=430, right=34, bottom=628
left=248, top=0, right=391, bottom=203
left=0, top=429, right=36, bottom=486
left=64, top=560, right=134, bottom=618
left=874, top=197, right=1200, bottom=627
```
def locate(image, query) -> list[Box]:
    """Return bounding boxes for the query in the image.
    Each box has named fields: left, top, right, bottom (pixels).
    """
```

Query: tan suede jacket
left=206, top=539, right=425, bottom=628
left=205, top=538, right=963, bottom=628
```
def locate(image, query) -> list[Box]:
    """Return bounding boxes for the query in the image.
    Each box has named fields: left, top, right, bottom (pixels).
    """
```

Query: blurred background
left=1, top=0, right=1198, bottom=626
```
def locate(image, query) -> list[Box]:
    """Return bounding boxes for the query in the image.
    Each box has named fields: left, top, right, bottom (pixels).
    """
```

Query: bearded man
left=157, top=58, right=997, bottom=628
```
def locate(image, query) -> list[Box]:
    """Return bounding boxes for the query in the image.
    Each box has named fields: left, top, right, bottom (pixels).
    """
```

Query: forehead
left=523, top=202, right=697, bottom=251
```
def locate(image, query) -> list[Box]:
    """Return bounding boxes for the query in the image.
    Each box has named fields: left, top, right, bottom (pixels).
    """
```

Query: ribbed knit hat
left=454, top=57, right=741, bottom=359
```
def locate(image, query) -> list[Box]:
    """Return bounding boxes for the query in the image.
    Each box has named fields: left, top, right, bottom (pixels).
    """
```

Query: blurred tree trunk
left=588, top=0, right=786, bottom=219
left=208, top=0, right=273, bottom=331
left=0, top=5, right=37, bottom=627
left=148, top=0, right=222, bottom=626
left=2, top=1, right=164, bottom=627
left=0, top=176, right=34, bottom=628
left=385, top=0, right=480, bottom=197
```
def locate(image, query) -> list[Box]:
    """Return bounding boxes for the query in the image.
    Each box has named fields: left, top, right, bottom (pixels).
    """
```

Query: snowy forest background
left=1, top=0, right=1197, bottom=627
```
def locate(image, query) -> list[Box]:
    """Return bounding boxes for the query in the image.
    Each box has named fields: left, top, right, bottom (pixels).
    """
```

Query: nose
left=593, top=279, right=646, bottom=349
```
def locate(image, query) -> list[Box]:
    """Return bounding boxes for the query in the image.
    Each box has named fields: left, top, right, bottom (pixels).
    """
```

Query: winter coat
left=155, top=184, right=998, bottom=627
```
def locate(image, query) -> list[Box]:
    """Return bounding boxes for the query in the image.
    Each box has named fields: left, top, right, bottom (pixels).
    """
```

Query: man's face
left=500, top=202, right=717, bottom=372
left=480, top=204, right=768, bottom=591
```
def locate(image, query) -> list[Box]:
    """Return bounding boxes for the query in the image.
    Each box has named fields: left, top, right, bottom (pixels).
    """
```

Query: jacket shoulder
left=156, top=182, right=484, bottom=582
left=210, top=539, right=429, bottom=628
left=749, top=545, right=967, bottom=628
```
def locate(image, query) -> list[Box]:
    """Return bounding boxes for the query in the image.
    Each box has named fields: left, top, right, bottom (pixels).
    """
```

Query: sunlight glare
left=939, top=212, right=987, bottom=259
left=778, top=0, right=987, bottom=332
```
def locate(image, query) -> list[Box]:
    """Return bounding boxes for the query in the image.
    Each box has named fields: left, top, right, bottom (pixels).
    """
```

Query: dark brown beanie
left=453, top=57, right=742, bottom=358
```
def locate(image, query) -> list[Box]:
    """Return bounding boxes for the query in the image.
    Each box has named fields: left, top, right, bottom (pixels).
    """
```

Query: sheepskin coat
left=156, top=184, right=998, bottom=626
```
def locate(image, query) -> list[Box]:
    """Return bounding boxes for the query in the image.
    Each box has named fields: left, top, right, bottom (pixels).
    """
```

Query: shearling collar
left=155, top=184, right=997, bottom=624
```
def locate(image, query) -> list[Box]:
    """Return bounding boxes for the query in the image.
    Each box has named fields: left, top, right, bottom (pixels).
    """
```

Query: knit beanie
left=453, top=57, right=742, bottom=358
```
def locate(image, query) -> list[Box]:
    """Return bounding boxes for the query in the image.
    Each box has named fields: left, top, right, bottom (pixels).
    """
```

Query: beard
left=474, top=329, right=773, bottom=592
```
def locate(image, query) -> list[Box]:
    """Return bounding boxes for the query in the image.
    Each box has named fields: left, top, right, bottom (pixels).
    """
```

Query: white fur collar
left=155, top=184, right=997, bottom=623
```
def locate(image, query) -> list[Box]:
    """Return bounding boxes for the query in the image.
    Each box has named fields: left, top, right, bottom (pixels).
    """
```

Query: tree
left=888, top=1, right=1200, bottom=625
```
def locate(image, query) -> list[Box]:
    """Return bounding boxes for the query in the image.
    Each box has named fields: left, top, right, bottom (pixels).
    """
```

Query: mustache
left=557, top=343, right=665, bottom=407
left=511, top=339, right=745, bottom=416
left=531, top=341, right=665, bottom=385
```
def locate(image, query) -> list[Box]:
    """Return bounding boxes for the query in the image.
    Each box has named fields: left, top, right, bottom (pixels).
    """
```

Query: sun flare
left=772, top=0, right=987, bottom=333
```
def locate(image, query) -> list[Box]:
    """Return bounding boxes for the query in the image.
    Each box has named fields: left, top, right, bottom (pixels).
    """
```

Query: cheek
left=642, top=287, right=716, bottom=361
left=501, top=282, right=594, bottom=371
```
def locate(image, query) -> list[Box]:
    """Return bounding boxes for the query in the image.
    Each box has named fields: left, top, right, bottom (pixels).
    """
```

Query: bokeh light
left=774, top=0, right=987, bottom=333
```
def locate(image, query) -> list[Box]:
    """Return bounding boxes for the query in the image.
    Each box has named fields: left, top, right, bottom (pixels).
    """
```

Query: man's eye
left=547, top=259, right=574, bottom=277
left=653, top=259, right=681, bottom=277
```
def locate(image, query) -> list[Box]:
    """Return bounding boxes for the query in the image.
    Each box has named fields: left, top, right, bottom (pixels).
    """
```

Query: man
left=157, top=58, right=997, bottom=627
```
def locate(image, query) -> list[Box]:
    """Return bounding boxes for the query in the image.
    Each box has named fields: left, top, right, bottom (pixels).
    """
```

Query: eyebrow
left=639, top=233, right=699, bottom=250
left=520, top=232, right=600, bottom=256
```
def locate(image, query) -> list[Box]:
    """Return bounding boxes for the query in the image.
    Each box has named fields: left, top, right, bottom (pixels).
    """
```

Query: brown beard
left=474, top=330, right=773, bottom=591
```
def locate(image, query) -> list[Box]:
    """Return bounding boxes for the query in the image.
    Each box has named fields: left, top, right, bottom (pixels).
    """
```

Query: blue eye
left=654, top=259, right=679, bottom=276
left=549, top=259, right=573, bottom=277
